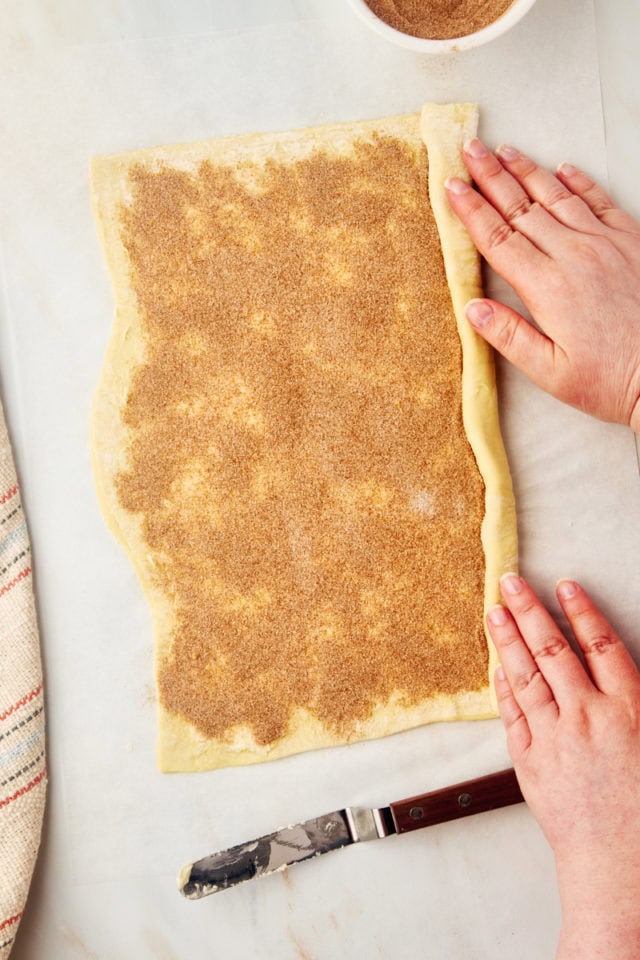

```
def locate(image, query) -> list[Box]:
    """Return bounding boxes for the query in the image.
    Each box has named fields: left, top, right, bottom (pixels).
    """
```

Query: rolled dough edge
left=421, top=102, right=519, bottom=714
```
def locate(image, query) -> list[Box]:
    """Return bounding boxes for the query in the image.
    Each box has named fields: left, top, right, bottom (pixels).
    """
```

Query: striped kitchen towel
left=0, top=400, right=46, bottom=959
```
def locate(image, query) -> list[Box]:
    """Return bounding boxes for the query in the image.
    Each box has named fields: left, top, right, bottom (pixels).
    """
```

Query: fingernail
left=488, top=605, right=508, bottom=626
left=496, top=144, right=520, bottom=162
left=501, top=573, right=523, bottom=596
left=495, top=665, right=506, bottom=682
left=557, top=162, right=578, bottom=177
left=445, top=177, right=470, bottom=195
left=557, top=579, right=578, bottom=600
left=465, top=299, right=493, bottom=329
left=464, top=138, right=489, bottom=158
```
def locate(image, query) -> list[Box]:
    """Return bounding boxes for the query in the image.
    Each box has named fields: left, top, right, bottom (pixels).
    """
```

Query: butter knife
left=178, top=767, right=524, bottom=899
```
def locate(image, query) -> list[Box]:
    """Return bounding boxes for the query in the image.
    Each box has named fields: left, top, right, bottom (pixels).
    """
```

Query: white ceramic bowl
left=346, top=0, right=538, bottom=53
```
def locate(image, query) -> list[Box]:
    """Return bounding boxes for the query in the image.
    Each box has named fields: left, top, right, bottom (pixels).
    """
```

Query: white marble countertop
left=1, top=1, right=639, bottom=957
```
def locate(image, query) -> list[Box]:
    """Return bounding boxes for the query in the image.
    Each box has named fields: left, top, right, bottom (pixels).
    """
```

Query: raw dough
left=90, top=103, right=517, bottom=772
left=420, top=103, right=518, bottom=699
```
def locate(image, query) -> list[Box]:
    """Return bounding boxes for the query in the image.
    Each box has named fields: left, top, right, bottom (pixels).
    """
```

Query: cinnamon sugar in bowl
left=346, top=0, right=538, bottom=52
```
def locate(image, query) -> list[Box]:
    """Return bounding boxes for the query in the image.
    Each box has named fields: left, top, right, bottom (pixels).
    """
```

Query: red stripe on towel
left=0, top=566, right=31, bottom=600
left=0, top=768, right=46, bottom=809
left=0, top=684, right=43, bottom=723
left=0, top=484, right=18, bottom=506
left=0, top=912, right=22, bottom=933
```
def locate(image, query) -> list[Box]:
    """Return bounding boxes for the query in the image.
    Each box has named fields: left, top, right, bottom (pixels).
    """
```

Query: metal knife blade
left=178, top=767, right=524, bottom=899
left=179, top=805, right=395, bottom=899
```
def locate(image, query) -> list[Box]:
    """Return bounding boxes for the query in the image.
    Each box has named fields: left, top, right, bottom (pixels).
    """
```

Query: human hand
left=488, top=574, right=640, bottom=959
left=446, top=141, right=640, bottom=432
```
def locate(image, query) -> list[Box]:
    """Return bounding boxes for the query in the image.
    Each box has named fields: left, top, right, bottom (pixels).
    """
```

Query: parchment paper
left=1, top=1, right=639, bottom=957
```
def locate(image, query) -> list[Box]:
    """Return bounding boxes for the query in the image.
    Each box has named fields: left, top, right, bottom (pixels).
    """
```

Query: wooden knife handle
left=389, top=768, right=524, bottom=835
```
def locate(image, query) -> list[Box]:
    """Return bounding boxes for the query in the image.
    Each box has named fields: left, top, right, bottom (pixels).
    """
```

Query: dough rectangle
left=91, top=104, right=517, bottom=772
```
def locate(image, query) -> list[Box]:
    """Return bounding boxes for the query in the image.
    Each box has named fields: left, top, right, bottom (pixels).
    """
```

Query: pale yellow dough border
left=90, top=105, right=517, bottom=772
left=421, top=103, right=519, bottom=700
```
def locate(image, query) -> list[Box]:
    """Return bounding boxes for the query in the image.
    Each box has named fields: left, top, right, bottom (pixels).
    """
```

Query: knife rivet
left=458, top=792, right=472, bottom=808
left=409, top=806, right=424, bottom=820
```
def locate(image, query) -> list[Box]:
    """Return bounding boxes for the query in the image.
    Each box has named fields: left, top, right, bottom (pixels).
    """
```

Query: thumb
left=465, top=298, right=557, bottom=393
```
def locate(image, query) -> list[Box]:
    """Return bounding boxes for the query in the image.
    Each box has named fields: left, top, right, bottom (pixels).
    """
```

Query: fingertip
left=500, top=572, right=524, bottom=597
left=496, top=144, right=520, bottom=163
left=556, top=162, right=578, bottom=178
left=556, top=578, right=579, bottom=601
left=445, top=176, right=471, bottom=196
left=463, top=137, right=490, bottom=159
left=465, top=298, right=494, bottom=330
left=487, top=604, right=508, bottom=628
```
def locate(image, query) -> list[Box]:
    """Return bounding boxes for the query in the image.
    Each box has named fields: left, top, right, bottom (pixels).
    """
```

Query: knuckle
left=591, top=199, right=615, bottom=218
left=511, top=667, right=541, bottom=694
left=533, top=637, right=567, bottom=659
left=512, top=671, right=555, bottom=712
left=543, top=185, right=572, bottom=208
left=561, top=193, right=588, bottom=216
left=503, top=196, right=531, bottom=222
left=486, top=221, right=514, bottom=250
left=584, top=632, right=620, bottom=656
